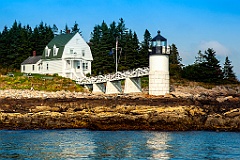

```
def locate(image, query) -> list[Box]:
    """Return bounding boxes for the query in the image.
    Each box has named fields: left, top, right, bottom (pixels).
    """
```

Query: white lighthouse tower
left=149, top=31, right=170, bottom=95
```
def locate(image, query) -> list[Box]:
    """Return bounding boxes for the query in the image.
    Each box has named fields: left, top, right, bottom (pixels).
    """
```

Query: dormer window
left=53, top=45, right=59, bottom=56
left=45, top=46, right=50, bottom=57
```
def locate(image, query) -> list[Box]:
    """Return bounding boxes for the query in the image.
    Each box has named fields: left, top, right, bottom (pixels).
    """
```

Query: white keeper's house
left=21, top=32, right=93, bottom=80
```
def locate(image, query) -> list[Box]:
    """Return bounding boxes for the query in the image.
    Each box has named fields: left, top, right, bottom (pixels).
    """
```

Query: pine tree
left=71, top=21, right=82, bottom=35
left=223, top=56, right=238, bottom=82
left=201, top=48, right=223, bottom=83
left=183, top=48, right=224, bottom=83
left=169, top=44, right=182, bottom=78
left=32, top=22, right=54, bottom=55
left=139, top=29, right=151, bottom=67
left=0, top=26, right=10, bottom=70
left=52, top=24, right=58, bottom=36
left=64, top=24, right=70, bottom=34
left=90, top=25, right=102, bottom=75
left=194, top=50, right=204, bottom=64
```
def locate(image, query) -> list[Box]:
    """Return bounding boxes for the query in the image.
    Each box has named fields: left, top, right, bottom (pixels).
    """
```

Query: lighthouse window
left=161, top=41, right=166, bottom=46
left=156, top=40, right=161, bottom=46
left=152, top=41, right=156, bottom=47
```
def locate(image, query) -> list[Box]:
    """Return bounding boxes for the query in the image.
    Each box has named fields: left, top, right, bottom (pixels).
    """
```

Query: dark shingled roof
left=47, top=33, right=75, bottom=48
left=42, top=33, right=76, bottom=59
left=151, top=31, right=167, bottom=41
left=21, top=56, right=42, bottom=65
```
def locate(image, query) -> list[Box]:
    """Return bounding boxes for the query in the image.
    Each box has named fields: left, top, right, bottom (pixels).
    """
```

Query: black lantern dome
left=150, top=30, right=168, bottom=55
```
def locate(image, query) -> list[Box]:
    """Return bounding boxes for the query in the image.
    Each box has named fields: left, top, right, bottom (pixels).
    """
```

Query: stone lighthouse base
left=149, top=71, right=170, bottom=96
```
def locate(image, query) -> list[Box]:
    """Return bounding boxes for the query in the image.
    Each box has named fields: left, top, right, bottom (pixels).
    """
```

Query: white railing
left=76, top=67, right=149, bottom=85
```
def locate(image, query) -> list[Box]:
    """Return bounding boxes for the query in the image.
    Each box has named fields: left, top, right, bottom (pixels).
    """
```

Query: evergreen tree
left=183, top=48, right=223, bottom=83
left=71, top=21, right=82, bottom=35
left=117, top=18, right=127, bottom=40
left=139, top=29, right=151, bottom=67
left=52, top=24, right=58, bottom=36
left=201, top=48, right=223, bottom=83
left=194, top=50, right=204, bottom=64
left=120, top=30, right=139, bottom=70
left=32, top=22, right=54, bottom=55
left=223, top=56, right=238, bottom=82
left=99, top=21, right=113, bottom=73
left=64, top=24, right=70, bottom=33
left=90, top=25, right=102, bottom=75
left=0, top=26, right=10, bottom=69
left=169, top=44, right=182, bottom=78
left=132, top=31, right=140, bottom=68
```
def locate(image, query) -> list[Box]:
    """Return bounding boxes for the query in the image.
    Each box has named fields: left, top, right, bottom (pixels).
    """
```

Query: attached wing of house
left=21, top=55, right=42, bottom=74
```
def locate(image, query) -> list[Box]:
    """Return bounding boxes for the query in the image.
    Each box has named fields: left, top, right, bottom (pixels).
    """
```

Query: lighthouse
left=149, top=31, right=170, bottom=95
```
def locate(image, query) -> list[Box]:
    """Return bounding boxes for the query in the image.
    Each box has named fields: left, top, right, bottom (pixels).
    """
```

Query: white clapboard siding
left=62, top=33, right=93, bottom=61
left=42, top=59, right=63, bottom=75
left=21, top=62, right=41, bottom=74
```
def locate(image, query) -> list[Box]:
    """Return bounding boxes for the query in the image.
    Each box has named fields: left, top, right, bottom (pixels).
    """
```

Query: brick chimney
left=33, top=51, right=36, bottom=56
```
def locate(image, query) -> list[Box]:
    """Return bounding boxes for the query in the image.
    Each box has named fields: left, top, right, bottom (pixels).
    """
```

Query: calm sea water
left=0, top=130, right=239, bottom=159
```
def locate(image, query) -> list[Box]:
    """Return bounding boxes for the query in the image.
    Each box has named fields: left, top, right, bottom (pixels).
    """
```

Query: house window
left=70, top=49, right=73, bottom=54
left=23, top=65, right=25, bottom=71
left=45, top=47, right=51, bottom=57
left=47, top=64, right=49, bottom=70
left=32, top=65, right=34, bottom=71
left=82, top=50, right=85, bottom=57
left=82, top=62, right=88, bottom=70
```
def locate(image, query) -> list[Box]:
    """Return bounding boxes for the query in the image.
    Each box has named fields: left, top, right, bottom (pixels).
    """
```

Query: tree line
left=181, top=49, right=238, bottom=84
left=0, top=19, right=238, bottom=83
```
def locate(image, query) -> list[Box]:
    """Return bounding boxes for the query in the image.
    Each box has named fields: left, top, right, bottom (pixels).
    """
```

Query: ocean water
left=0, top=130, right=239, bottom=159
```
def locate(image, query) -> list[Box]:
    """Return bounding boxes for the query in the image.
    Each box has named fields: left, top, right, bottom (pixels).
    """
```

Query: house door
left=74, top=60, right=81, bottom=72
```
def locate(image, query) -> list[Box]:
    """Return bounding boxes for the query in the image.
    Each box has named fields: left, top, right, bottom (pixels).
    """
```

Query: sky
left=0, top=0, right=240, bottom=79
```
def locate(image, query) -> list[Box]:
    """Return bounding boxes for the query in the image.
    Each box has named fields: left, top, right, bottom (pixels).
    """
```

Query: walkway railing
left=77, top=67, right=149, bottom=85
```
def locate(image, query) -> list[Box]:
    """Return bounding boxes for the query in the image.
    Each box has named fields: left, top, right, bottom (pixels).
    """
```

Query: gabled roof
left=21, top=56, right=42, bottom=65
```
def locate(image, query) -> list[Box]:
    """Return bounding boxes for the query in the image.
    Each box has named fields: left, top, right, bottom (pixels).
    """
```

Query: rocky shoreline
left=0, top=87, right=240, bottom=131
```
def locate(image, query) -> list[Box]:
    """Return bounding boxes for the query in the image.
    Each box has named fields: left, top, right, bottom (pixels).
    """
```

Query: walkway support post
left=124, top=77, right=142, bottom=94
left=92, top=83, right=106, bottom=94
left=105, top=80, right=122, bottom=94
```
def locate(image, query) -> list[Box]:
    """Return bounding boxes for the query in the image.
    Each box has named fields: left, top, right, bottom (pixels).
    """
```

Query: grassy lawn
left=0, top=72, right=84, bottom=92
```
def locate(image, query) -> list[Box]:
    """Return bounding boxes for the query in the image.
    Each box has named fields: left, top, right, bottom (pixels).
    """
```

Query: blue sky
left=1, top=0, right=240, bottom=79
